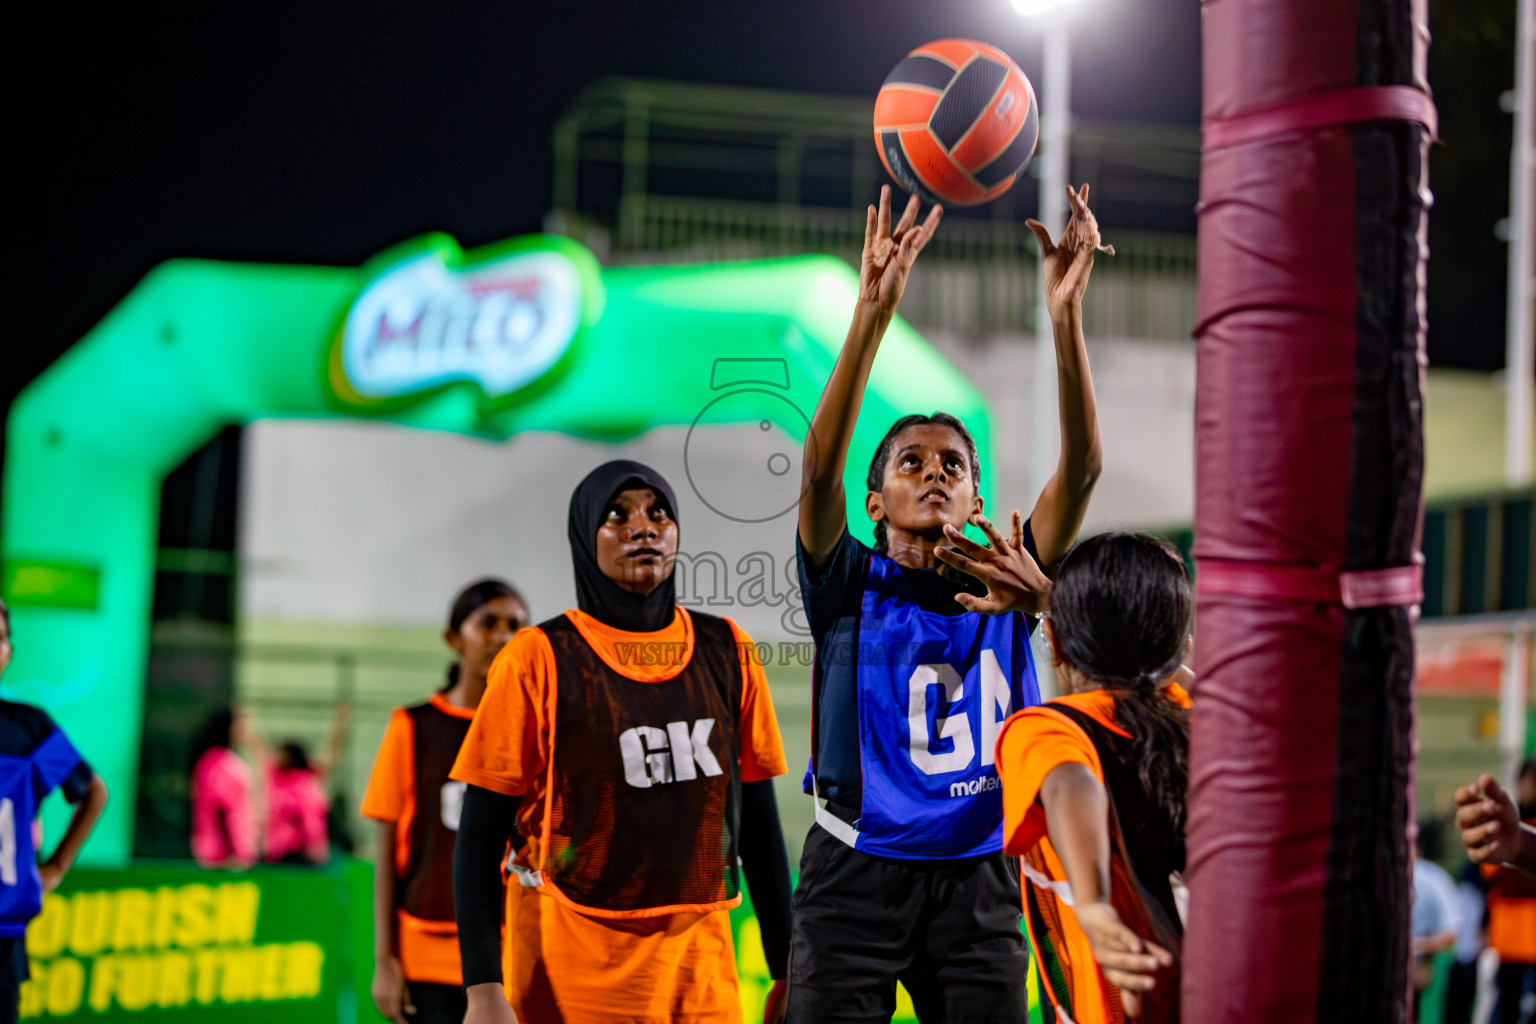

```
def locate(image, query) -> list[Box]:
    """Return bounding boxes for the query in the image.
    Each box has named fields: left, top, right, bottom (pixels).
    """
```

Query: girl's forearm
left=1029, top=301, right=1103, bottom=566
left=1040, top=763, right=1112, bottom=907
left=373, top=822, right=398, bottom=961
left=800, top=301, right=893, bottom=556
left=42, top=774, right=107, bottom=875
left=1050, top=303, right=1103, bottom=493
left=808, top=304, right=891, bottom=483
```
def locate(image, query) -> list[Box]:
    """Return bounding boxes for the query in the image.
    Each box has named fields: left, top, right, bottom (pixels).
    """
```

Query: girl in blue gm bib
left=788, top=184, right=1108, bottom=1023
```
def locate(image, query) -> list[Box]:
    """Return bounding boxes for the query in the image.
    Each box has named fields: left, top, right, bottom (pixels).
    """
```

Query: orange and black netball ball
left=874, top=39, right=1039, bottom=207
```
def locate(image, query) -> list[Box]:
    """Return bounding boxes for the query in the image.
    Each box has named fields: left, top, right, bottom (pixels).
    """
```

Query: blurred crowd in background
left=187, top=703, right=351, bottom=869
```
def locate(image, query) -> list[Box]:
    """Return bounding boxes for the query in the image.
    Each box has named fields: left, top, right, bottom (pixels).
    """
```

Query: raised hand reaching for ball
left=1028, top=183, right=1113, bottom=316
left=860, top=184, right=943, bottom=315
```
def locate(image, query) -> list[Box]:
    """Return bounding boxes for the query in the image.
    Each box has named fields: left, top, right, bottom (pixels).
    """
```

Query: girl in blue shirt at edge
left=0, top=598, right=110, bottom=1024
left=789, top=184, right=1106, bottom=1023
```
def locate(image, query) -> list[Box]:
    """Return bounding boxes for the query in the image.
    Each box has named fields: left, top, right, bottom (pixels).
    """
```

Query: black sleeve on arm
left=20, top=707, right=93, bottom=804
left=738, top=779, right=792, bottom=980
left=454, top=784, right=520, bottom=987
left=61, top=761, right=94, bottom=804
left=795, top=528, right=870, bottom=639
left=1020, top=516, right=1047, bottom=637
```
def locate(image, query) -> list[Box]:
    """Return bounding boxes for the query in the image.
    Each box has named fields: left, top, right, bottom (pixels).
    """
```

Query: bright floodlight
left=1010, top=0, right=1079, bottom=15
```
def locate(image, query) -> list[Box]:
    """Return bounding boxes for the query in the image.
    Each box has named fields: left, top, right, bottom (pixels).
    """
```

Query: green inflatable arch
left=1, top=233, right=991, bottom=865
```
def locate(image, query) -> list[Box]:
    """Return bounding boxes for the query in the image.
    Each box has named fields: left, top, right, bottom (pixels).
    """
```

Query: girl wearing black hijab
left=452, top=461, right=793, bottom=1024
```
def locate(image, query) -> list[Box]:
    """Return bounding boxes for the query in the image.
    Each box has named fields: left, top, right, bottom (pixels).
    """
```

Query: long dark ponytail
left=1049, top=532, right=1193, bottom=844
left=865, top=412, right=982, bottom=555
left=442, top=578, right=525, bottom=692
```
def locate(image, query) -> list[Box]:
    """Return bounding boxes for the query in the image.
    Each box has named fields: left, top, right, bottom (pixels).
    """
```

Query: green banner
left=2, top=562, right=100, bottom=611
left=21, top=862, right=367, bottom=1022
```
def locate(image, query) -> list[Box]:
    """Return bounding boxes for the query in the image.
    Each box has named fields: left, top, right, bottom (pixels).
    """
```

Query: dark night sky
left=0, top=0, right=1518, bottom=430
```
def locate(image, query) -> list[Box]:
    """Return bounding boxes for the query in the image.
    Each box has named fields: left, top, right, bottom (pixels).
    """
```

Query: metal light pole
left=1508, top=0, right=1536, bottom=486
left=1031, top=20, right=1072, bottom=500
left=1011, top=0, right=1082, bottom=500
left=1501, top=628, right=1532, bottom=783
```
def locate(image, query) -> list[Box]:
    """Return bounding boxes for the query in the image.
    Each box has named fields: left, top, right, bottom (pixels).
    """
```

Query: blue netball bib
left=0, top=728, right=82, bottom=936
left=817, top=550, right=1039, bottom=860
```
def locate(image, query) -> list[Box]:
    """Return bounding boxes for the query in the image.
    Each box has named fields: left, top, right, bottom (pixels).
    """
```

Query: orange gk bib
left=525, top=610, right=744, bottom=918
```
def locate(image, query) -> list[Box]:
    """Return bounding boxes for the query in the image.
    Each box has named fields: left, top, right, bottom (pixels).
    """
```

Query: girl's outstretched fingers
left=1025, top=218, right=1055, bottom=253
left=893, top=192, right=920, bottom=237
left=941, top=522, right=990, bottom=559
left=970, top=512, right=1010, bottom=551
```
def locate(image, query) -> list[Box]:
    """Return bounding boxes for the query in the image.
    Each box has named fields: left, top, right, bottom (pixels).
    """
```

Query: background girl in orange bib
left=363, top=579, right=529, bottom=1024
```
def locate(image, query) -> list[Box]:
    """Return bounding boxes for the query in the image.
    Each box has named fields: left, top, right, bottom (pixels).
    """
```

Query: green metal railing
left=592, top=195, right=1198, bottom=339
left=1422, top=490, right=1536, bottom=617
left=547, top=76, right=1202, bottom=340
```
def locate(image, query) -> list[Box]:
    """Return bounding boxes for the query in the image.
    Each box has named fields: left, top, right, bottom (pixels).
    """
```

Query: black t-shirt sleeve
left=0, top=702, right=93, bottom=804
left=795, top=528, right=869, bottom=642
left=1020, top=516, right=1040, bottom=563
left=60, top=760, right=94, bottom=805
left=1019, top=521, right=1044, bottom=632
left=1020, top=516, right=1042, bottom=634
left=30, top=708, right=93, bottom=804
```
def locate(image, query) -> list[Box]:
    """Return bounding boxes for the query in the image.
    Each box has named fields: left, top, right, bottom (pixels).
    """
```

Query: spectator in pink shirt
left=265, top=704, right=351, bottom=865
left=190, top=709, right=260, bottom=868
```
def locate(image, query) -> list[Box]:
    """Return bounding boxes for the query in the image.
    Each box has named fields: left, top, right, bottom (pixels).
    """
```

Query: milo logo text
left=327, top=237, right=593, bottom=413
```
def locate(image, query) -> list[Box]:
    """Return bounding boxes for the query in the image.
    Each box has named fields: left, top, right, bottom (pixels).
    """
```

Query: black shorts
left=405, top=981, right=466, bottom=1024
left=0, top=938, right=23, bottom=1024
left=787, top=823, right=1034, bottom=1024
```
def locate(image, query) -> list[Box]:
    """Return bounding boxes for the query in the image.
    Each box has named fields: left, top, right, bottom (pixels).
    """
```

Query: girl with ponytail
left=995, top=532, right=1193, bottom=1024
left=361, top=579, right=527, bottom=1024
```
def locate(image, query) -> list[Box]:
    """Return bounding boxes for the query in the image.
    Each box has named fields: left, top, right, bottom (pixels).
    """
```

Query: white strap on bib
left=810, top=774, right=862, bottom=849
